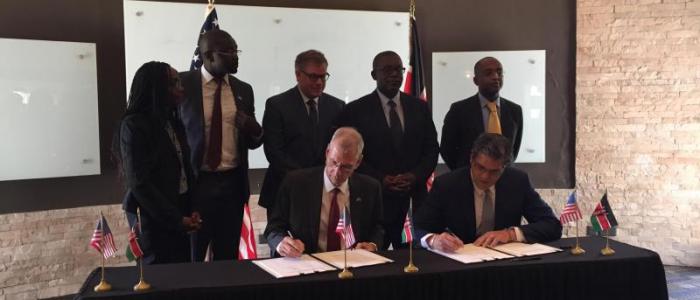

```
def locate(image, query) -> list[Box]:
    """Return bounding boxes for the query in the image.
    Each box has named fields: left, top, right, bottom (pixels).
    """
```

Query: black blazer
left=440, top=94, right=523, bottom=170
left=414, top=167, right=562, bottom=244
left=178, top=70, right=262, bottom=202
left=264, top=167, right=384, bottom=254
left=119, top=114, right=194, bottom=233
left=259, top=87, right=345, bottom=209
left=336, top=91, right=439, bottom=202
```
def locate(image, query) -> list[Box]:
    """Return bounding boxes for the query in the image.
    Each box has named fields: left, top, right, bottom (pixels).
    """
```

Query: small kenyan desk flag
left=590, top=192, right=618, bottom=232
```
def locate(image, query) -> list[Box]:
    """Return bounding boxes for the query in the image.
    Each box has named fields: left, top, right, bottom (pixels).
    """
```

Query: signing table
left=75, top=237, right=667, bottom=300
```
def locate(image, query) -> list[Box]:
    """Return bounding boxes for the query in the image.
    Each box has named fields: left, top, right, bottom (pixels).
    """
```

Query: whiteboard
left=124, top=1, right=410, bottom=168
left=432, top=51, right=546, bottom=163
left=0, top=38, right=100, bottom=181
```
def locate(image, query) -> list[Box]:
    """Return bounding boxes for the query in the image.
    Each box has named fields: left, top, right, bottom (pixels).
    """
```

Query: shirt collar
left=478, top=93, right=500, bottom=108
left=297, top=86, right=319, bottom=105
left=201, top=66, right=229, bottom=86
left=470, top=170, right=496, bottom=196
left=323, top=169, right=350, bottom=195
left=377, top=89, right=400, bottom=107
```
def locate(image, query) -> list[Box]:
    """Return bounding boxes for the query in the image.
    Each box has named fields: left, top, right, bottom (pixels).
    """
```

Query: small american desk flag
left=89, top=214, right=117, bottom=259
left=335, top=206, right=356, bottom=249
left=560, top=191, right=582, bottom=224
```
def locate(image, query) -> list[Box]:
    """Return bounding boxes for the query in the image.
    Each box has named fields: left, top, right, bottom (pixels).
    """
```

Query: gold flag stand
left=93, top=255, right=112, bottom=292
left=404, top=197, right=419, bottom=273
left=570, top=220, right=585, bottom=255
left=338, top=245, right=353, bottom=279
left=338, top=207, right=353, bottom=279
left=133, top=208, right=152, bottom=291
left=600, top=229, right=615, bottom=256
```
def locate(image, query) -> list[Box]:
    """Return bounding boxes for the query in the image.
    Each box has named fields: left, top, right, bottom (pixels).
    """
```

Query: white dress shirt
left=200, top=67, right=239, bottom=171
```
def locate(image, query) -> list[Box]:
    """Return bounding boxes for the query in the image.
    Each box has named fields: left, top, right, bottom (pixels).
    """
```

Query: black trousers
left=126, top=209, right=190, bottom=265
left=191, top=167, right=247, bottom=261
left=381, top=193, right=411, bottom=250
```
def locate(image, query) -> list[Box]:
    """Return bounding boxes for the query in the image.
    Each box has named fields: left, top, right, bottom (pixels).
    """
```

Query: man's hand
left=182, top=217, right=201, bottom=232
left=474, top=229, right=513, bottom=247
left=235, top=111, right=262, bottom=137
left=429, top=232, right=464, bottom=253
left=394, top=172, right=416, bottom=192
left=382, top=175, right=403, bottom=192
left=278, top=236, right=305, bottom=258
left=354, top=242, right=378, bottom=252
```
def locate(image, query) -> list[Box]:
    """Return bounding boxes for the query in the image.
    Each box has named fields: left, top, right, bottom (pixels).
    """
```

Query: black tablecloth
left=75, top=237, right=667, bottom=300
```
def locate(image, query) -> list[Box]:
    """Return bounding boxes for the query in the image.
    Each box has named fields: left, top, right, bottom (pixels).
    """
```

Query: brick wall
left=1, top=1, right=698, bottom=299
left=576, top=0, right=700, bottom=265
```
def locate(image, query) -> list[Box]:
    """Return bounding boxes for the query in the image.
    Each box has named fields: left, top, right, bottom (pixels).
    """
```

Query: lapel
left=499, top=99, right=514, bottom=139
left=308, top=168, right=325, bottom=247
left=468, top=94, right=485, bottom=133
left=291, top=87, right=314, bottom=135
left=370, top=91, right=392, bottom=134
left=227, top=75, right=240, bottom=110
left=459, top=169, right=477, bottom=239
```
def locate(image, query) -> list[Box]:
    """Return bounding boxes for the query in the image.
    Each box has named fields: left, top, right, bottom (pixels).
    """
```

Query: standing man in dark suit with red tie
left=260, top=50, right=345, bottom=220
left=179, top=29, right=263, bottom=261
left=337, top=51, right=439, bottom=250
left=440, top=57, right=523, bottom=170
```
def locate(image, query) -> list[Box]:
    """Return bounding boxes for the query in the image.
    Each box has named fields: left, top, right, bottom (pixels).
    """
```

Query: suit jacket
left=259, top=87, right=345, bottom=209
left=120, top=114, right=194, bottom=234
left=264, top=167, right=384, bottom=254
left=336, top=91, right=439, bottom=202
left=414, top=167, right=561, bottom=244
left=178, top=70, right=262, bottom=204
left=440, top=94, right=523, bottom=170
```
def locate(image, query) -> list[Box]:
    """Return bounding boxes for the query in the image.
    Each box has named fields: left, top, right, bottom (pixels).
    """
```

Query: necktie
left=326, top=188, right=341, bottom=251
left=486, top=101, right=502, bottom=134
left=206, top=78, right=223, bottom=170
left=478, top=189, right=494, bottom=235
left=307, top=100, right=318, bottom=126
left=387, top=100, right=403, bottom=149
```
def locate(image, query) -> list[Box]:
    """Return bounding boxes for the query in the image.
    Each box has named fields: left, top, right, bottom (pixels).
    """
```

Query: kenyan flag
left=590, top=192, right=618, bottom=232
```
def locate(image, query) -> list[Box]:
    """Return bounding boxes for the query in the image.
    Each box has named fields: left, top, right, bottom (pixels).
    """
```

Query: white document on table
left=311, top=249, right=394, bottom=269
left=429, top=243, right=514, bottom=264
left=252, top=254, right=336, bottom=278
left=490, top=242, right=562, bottom=257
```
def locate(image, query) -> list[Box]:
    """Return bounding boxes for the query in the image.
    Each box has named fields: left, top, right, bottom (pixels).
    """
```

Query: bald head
left=328, top=127, right=364, bottom=160
left=198, top=29, right=239, bottom=77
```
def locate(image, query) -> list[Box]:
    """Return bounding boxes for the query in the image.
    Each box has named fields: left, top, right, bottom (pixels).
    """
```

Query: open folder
left=429, top=242, right=561, bottom=264
left=253, top=249, right=394, bottom=279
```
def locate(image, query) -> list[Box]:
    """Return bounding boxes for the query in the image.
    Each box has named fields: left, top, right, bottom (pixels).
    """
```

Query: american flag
left=89, top=215, right=117, bottom=258
left=559, top=191, right=582, bottom=224
left=335, top=206, right=356, bottom=249
left=189, top=5, right=220, bottom=71
left=238, top=203, right=258, bottom=260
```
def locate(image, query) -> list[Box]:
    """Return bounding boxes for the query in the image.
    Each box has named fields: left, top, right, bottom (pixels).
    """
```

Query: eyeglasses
left=212, top=49, right=242, bottom=56
left=375, top=66, right=406, bottom=74
left=300, top=70, right=330, bottom=81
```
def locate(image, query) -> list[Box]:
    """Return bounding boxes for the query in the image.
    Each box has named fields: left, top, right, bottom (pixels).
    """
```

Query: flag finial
left=409, top=0, right=416, bottom=18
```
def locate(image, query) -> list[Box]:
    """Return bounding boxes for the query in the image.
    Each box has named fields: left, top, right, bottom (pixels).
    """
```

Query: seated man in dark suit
left=415, top=133, right=561, bottom=252
left=264, top=127, right=384, bottom=257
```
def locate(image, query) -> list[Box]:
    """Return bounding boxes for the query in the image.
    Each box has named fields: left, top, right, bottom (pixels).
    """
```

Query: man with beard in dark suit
left=440, top=57, right=523, bottom=170
left=337, top=51, right=438, bottom=250
left=260, top=50, right=345, bottom=220
left=179, top=29, right=263, bottom=261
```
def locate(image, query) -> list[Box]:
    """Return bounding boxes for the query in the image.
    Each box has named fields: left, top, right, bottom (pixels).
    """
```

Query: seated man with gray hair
left=265, top=127, right=384, bottom=257
left=415, top=133, right=561, bottom=252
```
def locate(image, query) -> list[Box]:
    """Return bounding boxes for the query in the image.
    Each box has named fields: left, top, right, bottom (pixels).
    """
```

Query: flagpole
left=94, top=213, right=111, bottom=292
left=404, top=197, right=418, bottom=273
left=133, top=207, right=151, bottom=291
left=570, top=191, right=585, bottom=255
left=601, top=229, right=615, bottom=256
left=338, top=207, right=353, bottom=279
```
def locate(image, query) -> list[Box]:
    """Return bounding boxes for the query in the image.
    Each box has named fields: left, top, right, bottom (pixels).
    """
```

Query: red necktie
left=206, top=78, right=223, bottom=170
left=326, top=188, right=341, bottom=251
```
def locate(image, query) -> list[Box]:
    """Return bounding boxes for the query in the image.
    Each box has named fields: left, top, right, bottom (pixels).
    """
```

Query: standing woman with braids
left=114, top=61, right=201, bottom=264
